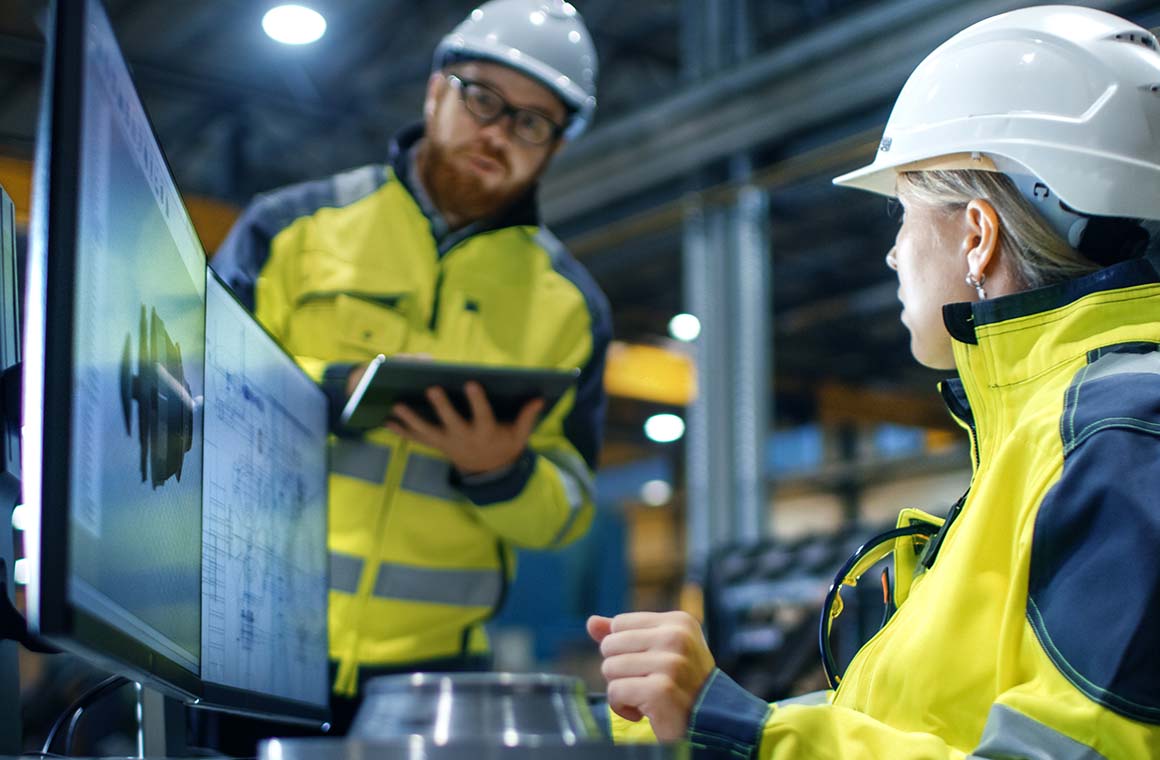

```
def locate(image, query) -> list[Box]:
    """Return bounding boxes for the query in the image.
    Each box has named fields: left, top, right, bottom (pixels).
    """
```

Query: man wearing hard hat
left=214, top=0, right=610, bottom=731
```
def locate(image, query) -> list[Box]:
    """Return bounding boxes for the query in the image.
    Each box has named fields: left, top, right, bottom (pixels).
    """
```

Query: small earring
left=965, top=272, right=987, bottom=300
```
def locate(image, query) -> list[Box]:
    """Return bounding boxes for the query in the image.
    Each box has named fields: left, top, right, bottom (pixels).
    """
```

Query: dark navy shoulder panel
left=1029, top=343, right=1160, bottom=724
left=1060, top=342, right=1160, bottom=455
left=210, top=165, right=389, bottom=309
left=534, top=228, right=612, bottom=471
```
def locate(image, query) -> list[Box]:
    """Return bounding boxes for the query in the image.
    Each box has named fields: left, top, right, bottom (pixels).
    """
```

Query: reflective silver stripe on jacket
left=329, top=551, right=501, bottom=608
left=330, top=440, right=391, bottom=483
left=330, top=443, right=462, bottom=500
left=332, top=165, right=386, bottom=207
left=374, top=563, right=501, bottom=607
left=330, top=552, right=364, bottom=594
left=773, top=691, right=830, bottom=709
left=542, top=449, right=592, bottom=546
left=969, top=704, right=1107, bottom=760
left=400, top=451, right=459, bottom=501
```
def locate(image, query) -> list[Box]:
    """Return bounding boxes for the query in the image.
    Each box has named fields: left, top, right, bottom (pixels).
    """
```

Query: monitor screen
left=25, top=0, right=205, bottom=693
left=200, top=271, right=329, bottom=716
left=24, top=0, right=329, bottom=721
left=0, top=188, right=20, bottom=482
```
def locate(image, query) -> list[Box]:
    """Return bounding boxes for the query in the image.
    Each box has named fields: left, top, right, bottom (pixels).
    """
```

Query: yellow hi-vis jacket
left=614, top=257, right=1160, bottom=758
left=212, top=125, right=611, bottom=696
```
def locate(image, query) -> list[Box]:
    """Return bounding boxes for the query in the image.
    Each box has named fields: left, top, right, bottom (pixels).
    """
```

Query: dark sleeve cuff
left=322, top=362, right=359, bottom=434
left=451, top=449, right=537, bottom=506
left=687, top=669, right=771, bottom=760
left=587, top=694, right=612, bottom=739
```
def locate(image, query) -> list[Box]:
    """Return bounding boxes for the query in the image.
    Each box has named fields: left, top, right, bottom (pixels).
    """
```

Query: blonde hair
left=896, top=170, right=1101, bottom=289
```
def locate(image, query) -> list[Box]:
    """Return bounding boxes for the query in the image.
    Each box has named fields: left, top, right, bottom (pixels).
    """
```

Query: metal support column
left=729, top=182, right=770, bottom=540
left=684, top=199, right=732, bottom=569
left=705, top=204, right=736, bottom=550
left=731, top=3, right=765, bottom=533
left=682, top=0, right=768, bottom=576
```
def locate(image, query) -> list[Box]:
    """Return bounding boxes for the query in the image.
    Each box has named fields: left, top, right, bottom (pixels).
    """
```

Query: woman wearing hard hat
left=588, top=6, right=1160, bottom=757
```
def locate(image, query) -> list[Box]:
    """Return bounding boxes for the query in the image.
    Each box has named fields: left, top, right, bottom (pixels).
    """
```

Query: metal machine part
left=259, top=673, right=689, bottom=758
left=350, top=673, right=603, bottom=745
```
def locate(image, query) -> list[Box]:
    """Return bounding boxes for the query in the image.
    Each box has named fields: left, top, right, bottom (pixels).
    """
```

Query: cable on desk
left=41, top=674, right=131, bottom=755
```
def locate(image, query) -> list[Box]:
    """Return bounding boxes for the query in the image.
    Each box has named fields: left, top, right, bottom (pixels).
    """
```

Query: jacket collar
left=943, top=257, right=1160, bottom=343
left=387, top=122, right=543, bottom=236
left=939, top=256, right=1160, bottom=467
left=944, top=256, right=1160, bottom=389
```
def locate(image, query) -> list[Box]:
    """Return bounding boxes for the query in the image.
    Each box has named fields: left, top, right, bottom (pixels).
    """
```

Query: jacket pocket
left=335, top=293, right=412, bottom=358
left=286, top=291, right=411, bottom=361
left=437, top=289, right=516, bottom=364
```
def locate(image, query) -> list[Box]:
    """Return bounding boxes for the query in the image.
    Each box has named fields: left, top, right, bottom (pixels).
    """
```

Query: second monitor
left=200, top=271, right=330, bottom=718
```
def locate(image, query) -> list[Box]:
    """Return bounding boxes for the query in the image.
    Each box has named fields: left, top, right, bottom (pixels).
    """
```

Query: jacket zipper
left=926, top=379, right=980, bottom=571
left=428, top=267, right=443, bottom=331
left=333, top=437, right=411, bottom=696
left=918, top=488, right=969, bottom=571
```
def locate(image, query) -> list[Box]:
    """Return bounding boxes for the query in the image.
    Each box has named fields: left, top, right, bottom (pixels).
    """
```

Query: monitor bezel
left=26, top=0, right=330, bottom=722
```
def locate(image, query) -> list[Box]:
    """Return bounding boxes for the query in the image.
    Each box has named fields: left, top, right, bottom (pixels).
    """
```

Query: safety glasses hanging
left=818, top=523, right=939, bottom=690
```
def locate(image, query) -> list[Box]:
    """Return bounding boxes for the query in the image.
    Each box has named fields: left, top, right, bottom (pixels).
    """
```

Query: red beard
left=418, top=137, right=525, bottom=226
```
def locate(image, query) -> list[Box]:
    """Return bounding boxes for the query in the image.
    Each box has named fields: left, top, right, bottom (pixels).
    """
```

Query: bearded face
left=420, top=120, right=527, bottom=223
left=418, top=61, right=565, bottom=227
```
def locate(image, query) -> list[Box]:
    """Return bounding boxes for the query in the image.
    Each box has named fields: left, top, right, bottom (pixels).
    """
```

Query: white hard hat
left=434, top=0, right=598, bottom=140
left=833, top=5, right=1160, bottom=223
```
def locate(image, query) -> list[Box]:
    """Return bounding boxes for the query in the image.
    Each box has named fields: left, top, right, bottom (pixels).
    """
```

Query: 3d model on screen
left=120, top=304, right=195, bottom=488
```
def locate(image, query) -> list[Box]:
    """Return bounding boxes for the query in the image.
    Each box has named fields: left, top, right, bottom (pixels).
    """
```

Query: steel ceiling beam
left=564, top=126, right=877, bottom=258
left=540, top=0, right=1144, bottom=225
left=0, top=32, right=356, bottom=124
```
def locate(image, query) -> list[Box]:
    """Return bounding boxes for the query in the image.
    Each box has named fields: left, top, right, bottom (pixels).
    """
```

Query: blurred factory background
left=3, top=0, right=1159, bottom=736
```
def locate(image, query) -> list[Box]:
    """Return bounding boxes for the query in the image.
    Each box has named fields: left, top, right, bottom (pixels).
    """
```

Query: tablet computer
left=339, top=355, right=581, bottom=430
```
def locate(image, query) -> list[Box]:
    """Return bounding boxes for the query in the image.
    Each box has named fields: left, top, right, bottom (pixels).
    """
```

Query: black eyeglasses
left=446, top=74, right=564, bottom=146
left=818, top=523, right=939, bottom=690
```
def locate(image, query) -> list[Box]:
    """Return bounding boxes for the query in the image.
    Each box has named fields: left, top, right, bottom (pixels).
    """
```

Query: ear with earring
left=966, top=271, right=987, bottom=300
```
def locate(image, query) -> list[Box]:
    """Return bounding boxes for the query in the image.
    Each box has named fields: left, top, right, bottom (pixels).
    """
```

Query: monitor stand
left=137, top=683, right=190, bottom=757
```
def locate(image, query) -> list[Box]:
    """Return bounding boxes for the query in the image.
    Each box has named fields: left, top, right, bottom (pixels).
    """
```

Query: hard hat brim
left=832, top=162, right=898, bottom=198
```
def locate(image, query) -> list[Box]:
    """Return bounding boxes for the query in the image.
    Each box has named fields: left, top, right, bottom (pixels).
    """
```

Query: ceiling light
left=639, top=479, right=673, bottom=507
left=263, top=5, right=327, bottom=45
left=668, top=313, right=701, bottom=342
left=644, top=413, right=685, bottom=443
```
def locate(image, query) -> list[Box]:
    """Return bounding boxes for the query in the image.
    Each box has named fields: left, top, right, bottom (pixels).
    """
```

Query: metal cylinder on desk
left=260, top=672, right=687, bottom=759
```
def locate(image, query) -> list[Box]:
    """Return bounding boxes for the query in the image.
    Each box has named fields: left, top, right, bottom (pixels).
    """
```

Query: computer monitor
left=24, top=0, right=206, bottom=697
left=200, top=270, right=329, bottom=719
left=23, top=0, right=329, bottom=723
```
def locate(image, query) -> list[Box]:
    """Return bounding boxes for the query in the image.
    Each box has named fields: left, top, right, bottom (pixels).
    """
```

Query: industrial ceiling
left=1, top=0, right=1158, bottom=454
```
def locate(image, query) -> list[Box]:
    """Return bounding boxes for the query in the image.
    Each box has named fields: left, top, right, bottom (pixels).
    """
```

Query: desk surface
left=2, top=741, right=686, bottom=759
